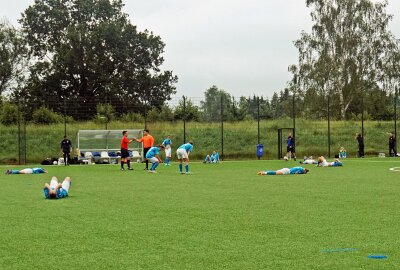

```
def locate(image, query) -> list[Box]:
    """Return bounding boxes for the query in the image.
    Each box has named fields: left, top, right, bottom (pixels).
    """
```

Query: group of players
left=120, top=129, right=193, bottom=174
left=258, top=133, right=343, bottom=176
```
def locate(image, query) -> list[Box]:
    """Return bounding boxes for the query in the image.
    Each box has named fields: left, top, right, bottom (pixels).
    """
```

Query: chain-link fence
left=0, top=93, right=398, bottom=164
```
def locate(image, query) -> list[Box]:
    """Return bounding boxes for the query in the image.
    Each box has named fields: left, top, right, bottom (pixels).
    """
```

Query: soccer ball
left=53, top=161, right=58, bottom=165
left=283, top=156, right=288, bottom=161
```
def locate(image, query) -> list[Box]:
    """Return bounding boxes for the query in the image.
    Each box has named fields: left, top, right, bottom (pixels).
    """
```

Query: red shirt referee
left=121, top=130, right=134, bottom=171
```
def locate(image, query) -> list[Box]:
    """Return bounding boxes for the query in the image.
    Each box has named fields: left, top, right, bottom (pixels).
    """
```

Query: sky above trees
left=1, top=0, right=400, bottom=98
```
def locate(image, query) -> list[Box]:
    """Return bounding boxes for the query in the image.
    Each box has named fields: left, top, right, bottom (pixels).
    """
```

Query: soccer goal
left=277, top=128, right=295, bottom=160
left=77, top=129, right=144, bottom=161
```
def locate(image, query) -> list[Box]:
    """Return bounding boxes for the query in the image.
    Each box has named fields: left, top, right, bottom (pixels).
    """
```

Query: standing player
left=355, top=133, right=364, bottom=158
left=177, top=141, right=193, bottom=174
left=286, top=133, right=296, bottom=161
left=133, top=129, right=154, bottom=170
left=145, top=145, right=165, bottom=173
left=60, top=135, right=72, bottom=166
left=120, top=130, right=134, bottom=171
left=389, top=132, right=397, bottom=157
left=162, top=135, right=172, bottom=166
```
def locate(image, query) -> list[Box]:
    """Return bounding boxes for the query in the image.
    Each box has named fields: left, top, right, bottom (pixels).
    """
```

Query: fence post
left=24, top=119, right=27, bottom=165
left=395, top=87, right=398, bottom=149
left=17, top=98, right=21, bottom=165
left=221, top=95, right=224, bottom=161
left=361, top=92, right=364, bottom=141
left=292, top=91, right=296, bottom=152
left=144, top=101, right=147, bottom=129
left=63, top=97, right=67, bottom=137
left=183, top=96, right=186, bottom=144
left=327, top=92, right=331, bottom=158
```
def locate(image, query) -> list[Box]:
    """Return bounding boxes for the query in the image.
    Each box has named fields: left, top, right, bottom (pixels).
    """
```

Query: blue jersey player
left=162, top=135, right=172, bottom=166
left=5, top=168, right=47, bottom=174
left=43, top=176, right=72, bottom=199
left=177, top=141, right=193, bottom=174
left=257, top=166, right=309, bottom=175
left=145, top=145, right=164, bottom=173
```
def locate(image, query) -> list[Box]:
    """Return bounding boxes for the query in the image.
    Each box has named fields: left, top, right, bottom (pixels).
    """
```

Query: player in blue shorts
left=43, top=176, right=72, bottom=199
left=5, top=168, right=48, bottom=174
left=177, top=141, right=193, bottom=174
left=257, top=167, right=309, bottom=175
left=145, top=145, right=165, bottom=173
left=162, top=135, right=172, bottom=166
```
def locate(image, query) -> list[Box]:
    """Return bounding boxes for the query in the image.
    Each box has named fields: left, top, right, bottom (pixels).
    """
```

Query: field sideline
left=1, top=158, right=399, bottom=269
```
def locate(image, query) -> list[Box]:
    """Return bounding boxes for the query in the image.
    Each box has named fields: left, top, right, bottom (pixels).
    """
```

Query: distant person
left=204, top=150, right=220, bottom=163
left=177, top=141, right=193, bottom=174
left=257, top=167, right=309, bottom=175
left=145, top=145, right=165, bottom=173
left=43, top=176, right=71, bottom=199
left=355, top=133, right=364, bottom=158
left=120, top=130, right=134, bottom=171
left=162, top=135, right=172, bottom=166
left=317, top=156, right=343, bottom=167
left=339, top=147, right=347, bottom=158
left=389, top=132, right=397, bottom=157
left=133, top=129, right=154, bottom=170
left=5, top=168, right=47, bottom=174
left=60, top=135, right=72, bottom=166
left=286, top=133, right=296, bottom=161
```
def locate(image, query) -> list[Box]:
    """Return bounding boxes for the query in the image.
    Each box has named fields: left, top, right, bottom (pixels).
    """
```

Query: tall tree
left=201, top=85, right=234, bottom=121
left=0, top=21, right=27, bottom=98
left=292, top=0, right=399, bottom=119
left=19, top=0, right=177, bottom=119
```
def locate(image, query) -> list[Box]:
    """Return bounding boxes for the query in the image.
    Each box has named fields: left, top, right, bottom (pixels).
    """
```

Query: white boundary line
left=389, top=167, right=400, bottom=172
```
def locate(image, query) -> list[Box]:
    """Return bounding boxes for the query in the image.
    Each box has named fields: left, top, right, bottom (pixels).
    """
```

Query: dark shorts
left=144, top=147, right=150, bottom=156
left=287, top=146, right=295, bottom=153
left=121, top=148, right=129, bottom=158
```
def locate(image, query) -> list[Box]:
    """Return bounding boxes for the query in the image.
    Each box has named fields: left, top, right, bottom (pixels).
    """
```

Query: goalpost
left=77, top=129, right=144, bottom=159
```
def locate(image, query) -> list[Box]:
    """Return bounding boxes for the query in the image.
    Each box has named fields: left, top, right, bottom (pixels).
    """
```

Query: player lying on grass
left=43, top=176, right=71, bottom=199
left=5, top=168, right=47, bottom=174
left=204, top=150, right=219, bottom=163
left=177, top=141, right=193, bottom=174
left=317, top=156, right=343, bottom=167
left=299, top=156, right=318, bottom=165
left=145, top=145, right=165, bottom=173
left=257, top=167, right=309, bottom=175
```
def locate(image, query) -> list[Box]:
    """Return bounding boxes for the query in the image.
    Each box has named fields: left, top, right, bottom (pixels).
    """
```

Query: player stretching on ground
left=257, top=167, right=309, bottom=175
left=133, top=129, right=154, bottom=170
left=146, top=145, right=165, bottom=173
left=5, top=168, right=47, bottom=174
left=43, top=176, right=71, bottom=199
left=162, top=135, right=172, bottom=166
left=120, top=130, right=134, bottom=171
left=317, top=156, right=343, bottom=167
left=177, top=141, right=193, bottom=174
left=300, top=157, right=318, bottom=165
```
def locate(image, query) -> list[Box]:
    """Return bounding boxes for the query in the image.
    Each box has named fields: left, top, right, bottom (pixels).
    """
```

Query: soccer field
left=1, top=159, right=400, bottom=269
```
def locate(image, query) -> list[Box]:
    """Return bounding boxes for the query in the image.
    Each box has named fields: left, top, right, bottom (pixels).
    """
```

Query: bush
left=0, top=102, right=19, bottom=125
left=121, top=112, right=144, bottom=123
left=31, top=106, right=63, bottom=124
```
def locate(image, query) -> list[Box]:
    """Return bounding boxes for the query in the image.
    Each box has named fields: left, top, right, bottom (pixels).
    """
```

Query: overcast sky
left=1, top=0, right=400, bottom=98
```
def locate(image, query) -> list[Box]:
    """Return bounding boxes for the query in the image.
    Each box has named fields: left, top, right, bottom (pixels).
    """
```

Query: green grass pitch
left=1, top=159, right=400, bottom=269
